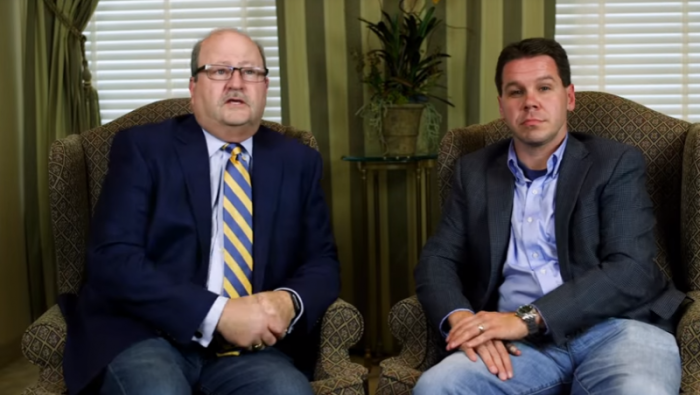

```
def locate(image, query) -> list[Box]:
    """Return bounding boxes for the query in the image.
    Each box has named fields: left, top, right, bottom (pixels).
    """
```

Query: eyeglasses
left=194, top=64, right=269, bottom=82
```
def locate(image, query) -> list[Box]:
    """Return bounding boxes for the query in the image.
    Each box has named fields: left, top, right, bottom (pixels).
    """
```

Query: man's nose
left=225, top=69, right=245, bottom=89
left=523, top=92, right=539, bottom=110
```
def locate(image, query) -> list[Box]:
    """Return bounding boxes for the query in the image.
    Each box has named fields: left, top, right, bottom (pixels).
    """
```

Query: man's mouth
left=224, top=97, right=246, bottom=105
left=521, top=118, right=543, bottom=126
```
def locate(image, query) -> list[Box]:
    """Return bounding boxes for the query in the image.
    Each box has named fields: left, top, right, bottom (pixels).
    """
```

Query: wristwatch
left=515, top=304, right=540, bottom=336
left=286, top=290, right=302, bottom=318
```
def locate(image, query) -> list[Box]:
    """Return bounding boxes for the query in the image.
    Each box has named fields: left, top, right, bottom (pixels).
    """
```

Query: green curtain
left=23, top=0, right=100, bottom=318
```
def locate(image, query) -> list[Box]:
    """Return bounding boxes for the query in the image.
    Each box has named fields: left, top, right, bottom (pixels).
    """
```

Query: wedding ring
left=478, top=325, right=485, bottom=334
left=252, top=343, right=264, bottom=351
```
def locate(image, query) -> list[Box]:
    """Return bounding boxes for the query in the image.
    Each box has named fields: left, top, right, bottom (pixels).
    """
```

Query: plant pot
left=381, top=104, right=425, bottom=156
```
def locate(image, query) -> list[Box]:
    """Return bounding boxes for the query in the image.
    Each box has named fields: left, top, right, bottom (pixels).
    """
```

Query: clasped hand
left=215, top=291, right=295, bottom=349
left=446, top=311, right=528, bottom=381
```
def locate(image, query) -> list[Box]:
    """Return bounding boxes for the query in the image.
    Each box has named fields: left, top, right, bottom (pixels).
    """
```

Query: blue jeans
left=413, top=319, right=680, bottom=395
left=99, top=337, right=314, bottom=395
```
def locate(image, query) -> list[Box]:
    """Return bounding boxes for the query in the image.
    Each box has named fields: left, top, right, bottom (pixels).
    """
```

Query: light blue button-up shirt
left=439, top=136, right=568, bottom=336
left=497, top=136, right=568, bottom=313
left=192, top=129, right=303, bottom=347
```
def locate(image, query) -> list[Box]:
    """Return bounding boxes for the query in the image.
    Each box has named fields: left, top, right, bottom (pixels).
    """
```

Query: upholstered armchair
left=377, top=91, right=700, bottom=395
left=21, top=98, right=368, bottom=395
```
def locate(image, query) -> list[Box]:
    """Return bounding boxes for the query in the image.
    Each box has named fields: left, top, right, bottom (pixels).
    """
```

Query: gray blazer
left=415, top=132, right=686, bottom=345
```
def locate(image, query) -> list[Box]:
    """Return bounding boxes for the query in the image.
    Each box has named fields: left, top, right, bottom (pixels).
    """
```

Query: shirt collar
left=202, top=129, right=254, bottom=159
left=507, top=133, right=569, bottom=182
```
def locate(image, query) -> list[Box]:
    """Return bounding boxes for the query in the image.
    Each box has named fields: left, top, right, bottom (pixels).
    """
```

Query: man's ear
left=498, top=95, right=505, bottom=118
left=189, top=77, right=196, bottom=96
left=566, top=83, right=575, bottom=112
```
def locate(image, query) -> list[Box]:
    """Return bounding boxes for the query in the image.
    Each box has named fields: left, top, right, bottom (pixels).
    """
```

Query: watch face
left=517, top=305, right=539, bottom=335
left=517, top=305, right=534, bottom=316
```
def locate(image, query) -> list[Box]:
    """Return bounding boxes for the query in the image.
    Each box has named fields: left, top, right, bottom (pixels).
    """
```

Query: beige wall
left=0, top=0, right=31, bottom=369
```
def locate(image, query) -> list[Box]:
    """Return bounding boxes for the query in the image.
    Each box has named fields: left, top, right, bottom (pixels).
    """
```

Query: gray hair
left=190, top=28, right=267, bottom=80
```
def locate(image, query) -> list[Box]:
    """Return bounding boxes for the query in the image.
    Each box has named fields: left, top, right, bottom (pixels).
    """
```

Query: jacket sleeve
left=415, top=159, right=475, bottom=332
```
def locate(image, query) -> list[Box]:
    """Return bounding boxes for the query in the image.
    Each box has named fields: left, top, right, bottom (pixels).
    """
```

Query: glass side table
left=341, top=154, right=437, bottom=362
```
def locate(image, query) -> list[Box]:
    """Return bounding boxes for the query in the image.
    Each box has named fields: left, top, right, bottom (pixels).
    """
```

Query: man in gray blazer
left=413, top=37, right=686, bottom=395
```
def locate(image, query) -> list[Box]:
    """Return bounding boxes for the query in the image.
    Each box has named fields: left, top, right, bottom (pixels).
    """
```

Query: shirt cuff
left=275, top=287, right=304, bottom=334
left=531, top=304, right=550, bottom=335
left=192, top=296, right=227, bottom=347
left=439, top=308, right=474, bottom=338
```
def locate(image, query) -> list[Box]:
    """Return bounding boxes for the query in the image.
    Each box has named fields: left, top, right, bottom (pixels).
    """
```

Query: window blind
left=555, top=0, right=700, bottom=123
left=84, top=0, right=281, bottom=124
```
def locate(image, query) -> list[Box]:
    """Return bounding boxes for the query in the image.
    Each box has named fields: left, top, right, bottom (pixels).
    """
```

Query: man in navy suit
left=62, top=28, right=340, bottom=395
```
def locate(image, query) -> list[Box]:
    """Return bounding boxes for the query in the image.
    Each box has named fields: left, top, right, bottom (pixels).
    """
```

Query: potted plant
left=355, top=0, right=453, bottom=157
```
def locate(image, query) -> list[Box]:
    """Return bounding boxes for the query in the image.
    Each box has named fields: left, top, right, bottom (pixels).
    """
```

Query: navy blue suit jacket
left=62, top=114, right=340, bottom=394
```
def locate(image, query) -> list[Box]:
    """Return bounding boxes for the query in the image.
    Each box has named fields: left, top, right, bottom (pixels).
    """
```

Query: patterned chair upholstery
left=376, top=91, right=700, bottom=395
left=20, top=98, right=368, bottom=395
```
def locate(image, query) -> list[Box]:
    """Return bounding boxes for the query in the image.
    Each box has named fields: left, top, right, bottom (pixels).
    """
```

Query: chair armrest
left=381, top=295, right=443, bottom=371
left=311, top=299, right=367, bottom=395
left=21, top=304, right=67, bottom=394
left=313, top=299, right=367, bottom=380
left=377, top=296, right=444, bottom=395
left=678, top=290, right=700, bottom=394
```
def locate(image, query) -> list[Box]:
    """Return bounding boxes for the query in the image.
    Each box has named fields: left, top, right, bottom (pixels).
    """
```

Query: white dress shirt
left=193, top=129, right=303, bottom=347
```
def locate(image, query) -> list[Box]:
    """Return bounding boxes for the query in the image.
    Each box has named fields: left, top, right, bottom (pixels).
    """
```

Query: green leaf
left=355, top=5, right=451, bottom=106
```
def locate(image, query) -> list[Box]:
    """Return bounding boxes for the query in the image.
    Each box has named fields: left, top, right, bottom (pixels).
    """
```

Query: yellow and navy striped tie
left=222, top=143, right=253, bottom=299
left=216, top=143, right=253, bottom=357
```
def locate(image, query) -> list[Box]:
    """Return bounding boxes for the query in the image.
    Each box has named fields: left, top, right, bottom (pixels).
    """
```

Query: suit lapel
left=174, top=116, right=212, bottom=283
left=486, top=148, right=515, bottom=298
left=554, top=134, right=591, bottom=281
left=251, top=127, right=283, bottom=292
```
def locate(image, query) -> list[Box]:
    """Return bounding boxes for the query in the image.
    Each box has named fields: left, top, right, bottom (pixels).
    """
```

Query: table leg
left=406, top=165, right=418, bottom=297
left=419, top=165, right=429, bottom=247
left=377, top=170, right=392, bottom=356
left=426, top=165, right=433, bottom=239
left=361, top=165, right=377, bottom=366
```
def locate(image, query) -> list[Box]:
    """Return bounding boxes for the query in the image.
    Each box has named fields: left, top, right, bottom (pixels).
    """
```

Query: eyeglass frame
left=193, top=64, right=269, bottom=82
